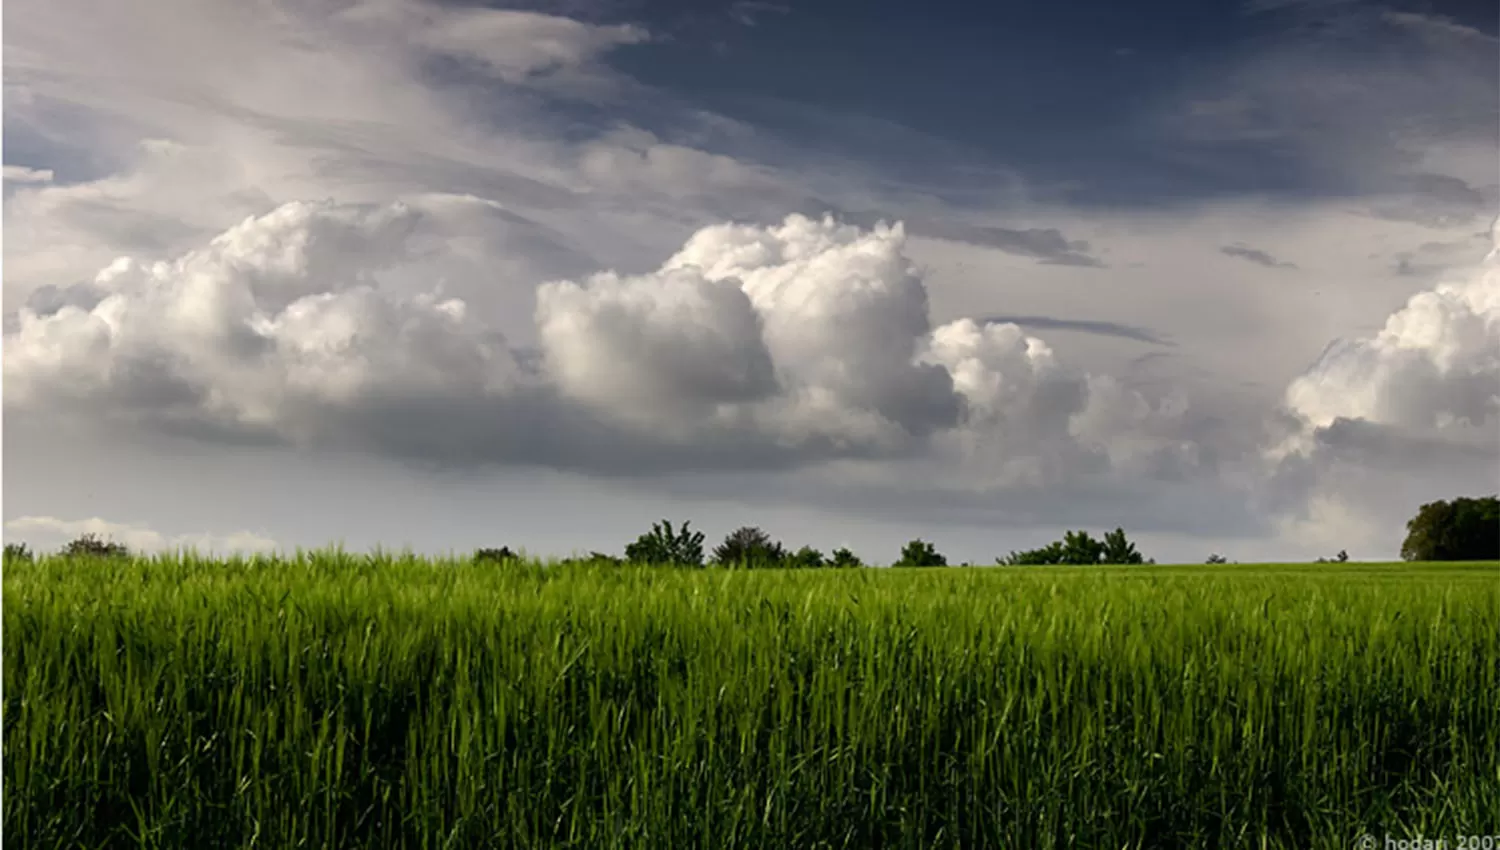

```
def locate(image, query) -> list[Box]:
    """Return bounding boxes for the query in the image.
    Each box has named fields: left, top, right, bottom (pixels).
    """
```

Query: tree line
left=4, top=495, right=1495, bottom=566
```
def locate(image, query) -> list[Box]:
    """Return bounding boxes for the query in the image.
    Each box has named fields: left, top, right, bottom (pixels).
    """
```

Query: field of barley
left=4, top=552, right=1498, bottom=849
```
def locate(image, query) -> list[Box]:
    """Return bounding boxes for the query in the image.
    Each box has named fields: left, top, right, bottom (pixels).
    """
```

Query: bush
left=4, top=542, right=34, bottom=564
left=896, top=539, right=946, bottom=567
left=625, top=520, right=706, bottom=567
left=61, top=534, right=129, bottom=559
left=999, top=528, right=1149, bottom=566
left=1400, top=496, right=1500, bottom=561
left=474, top=546, right=518, bottom=565
left=787, top=546, right=825, bottom=569
left=712, top=526, right=786, bottom=569
left=829, top=547, right=863, bottom=568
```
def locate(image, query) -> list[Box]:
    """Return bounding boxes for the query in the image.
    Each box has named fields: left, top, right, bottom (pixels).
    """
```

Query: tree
left=829, top=547, right=863, bottom=568
left=1400, top=496, right=1500, bottom=562
left=625, top=520, right=706, bottom=567
left=62, top=533, right=129, bottom=559
left=712, top=526, right=786, bottom=568
left=787, top=545, right=826, bottom=569
left=999, top=528, right=1151, bottom=566
left=896, top=538, right=947, bottom=567
left=998, top=541, right=1067, bottom=565
left=1205, top=553, right=1227, bottom=564
left=474, top=546, right=518, bottom=564
left=4, top=543, right=33, bottom=563
left=1100, top=528, right=1145, bottom=564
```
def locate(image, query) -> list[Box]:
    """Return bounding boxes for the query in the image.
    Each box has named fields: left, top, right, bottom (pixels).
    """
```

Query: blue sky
left=3, top=0, right=1497, bottom=563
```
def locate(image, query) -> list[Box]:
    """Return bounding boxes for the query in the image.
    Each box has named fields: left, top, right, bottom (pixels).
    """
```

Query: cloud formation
left=1261, top=217, right=1500, bottom=551
left=4, top=164, right=54, bottom=184
left=1221, top=243, right=1297, bottom=269
left=5, top=202, right=1201, bottom=491
left=6, top=515, right=278, bottom=554
left=1279, top=218, right=1500, bottom=437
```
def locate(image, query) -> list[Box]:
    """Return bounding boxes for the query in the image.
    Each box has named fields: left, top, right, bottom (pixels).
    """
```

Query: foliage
left=4, top=542, right=33, bottom=564
left=711, top=526, right=786, bottom=569
left=61, top=533, right=130, bottom=559
left=787, top=545, right=825, bottom=569
left=473, top=546, right=517, bottom=564
left=1206, top=553, right=1228, bottom=564
left=999, top=528, right=1149, bottom=566
left=1315, top=550, right=1350, bottom=564
left=829, top=547, right=863, bottom=568
left=5, top=553, right=1498, bottom=848
left=624, top=519, right=706, bottom=567
left=895, top=538, right=946, bottom=567
left=1400, top=496, right=1500, bottom=562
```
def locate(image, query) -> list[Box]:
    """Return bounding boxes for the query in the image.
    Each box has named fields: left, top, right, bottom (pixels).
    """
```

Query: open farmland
left=5, top=553, right=1498, bottom=849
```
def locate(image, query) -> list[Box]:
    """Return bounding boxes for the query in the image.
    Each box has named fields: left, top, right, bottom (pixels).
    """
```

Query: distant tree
left=1100, top=528, right=1145, bottom=564
left=712, top=526, right=786, bottom=568
left=999, top=529, right=1151, bottom=566
left=625, top=520, right=706, bottom=567
left=474, top=546, right=518, bottom=564
left=1205, top=553, right=1228, bottom=564
left=896, top=538, right=947, bottom=567
left=1314, top=550, right=1350, bottom=564
left=1400, top=496, right=1500, bottom=562
left=62, top=533, right=129, bottom=559
left=4, top=542, right=33, bottom=563
left=787, top=545, right=826, bottom=569
left=1060, top=530, right=1106, bottom=565
left=829, top=547, right=863, bottom=568
left=556, top=551, right=624, bottom=568
left=998, top=541, right=1067, bottom=566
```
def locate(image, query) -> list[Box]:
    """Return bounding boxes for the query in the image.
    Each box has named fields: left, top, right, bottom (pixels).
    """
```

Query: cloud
left=1260, top=216, right=1500, bottom=555
left=5, top=515, right=278, bottom=554
left=1153, top=1, right=1497, bottom=215
left=1221, top=243, right=1297, bottom=269
left=1279, top=220, right=1500, bottom=435
left=923, top=223, right=1106, bottom=267
left=5, top=204, right=1204, bottom=494
left=4, top=164, right=54, bottom=184
left=976, top=315, right=1172, bottom=346
left=335, top=1, right=647, bottom=92
left=1379, top=11, right=1498, bottom=46
left=1392, top=232, right=1492, bottom=278
left=1370, top=173, right=1491, bottom=229
left=729, top=1, right=790, bottom=28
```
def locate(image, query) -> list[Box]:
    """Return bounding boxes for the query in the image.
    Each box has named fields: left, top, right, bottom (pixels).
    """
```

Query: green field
left=4, top=553, right=1498, bottom=848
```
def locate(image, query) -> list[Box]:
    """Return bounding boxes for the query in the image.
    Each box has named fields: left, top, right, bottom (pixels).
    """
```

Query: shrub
left=999, top=529, right=1149, bottom=566
left=896, top=539, right=946, bottom=567
left=474, top=547, right=518, bottom=565
left=712, top=527, right=786, bottom=569
left=829, top=547, right=862, bottom=568
left=625, top=520, right=706, bottom=567
left=61, top=534, right=129, bottom=559
left=4, top=542, right=34, bottom=564
left=787, top=546, right=825, bottom=569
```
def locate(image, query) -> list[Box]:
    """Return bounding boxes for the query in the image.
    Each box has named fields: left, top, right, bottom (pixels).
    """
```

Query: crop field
left=4, top=552, right=1498, bottom=849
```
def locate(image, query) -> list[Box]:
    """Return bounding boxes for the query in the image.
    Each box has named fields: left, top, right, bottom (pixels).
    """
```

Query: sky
left=2, top=0, right=1497, bottom=565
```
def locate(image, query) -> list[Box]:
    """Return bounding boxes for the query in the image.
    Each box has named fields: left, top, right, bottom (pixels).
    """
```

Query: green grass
left=4, top=552, right=1498, bottom=849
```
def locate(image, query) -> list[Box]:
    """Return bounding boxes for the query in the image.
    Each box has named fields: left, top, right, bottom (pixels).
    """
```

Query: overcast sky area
left=3, top=0, right=1497, bottom=564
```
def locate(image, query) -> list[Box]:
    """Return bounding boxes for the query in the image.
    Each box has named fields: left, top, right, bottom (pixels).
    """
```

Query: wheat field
left=5, top=551, right=1497, bottom=848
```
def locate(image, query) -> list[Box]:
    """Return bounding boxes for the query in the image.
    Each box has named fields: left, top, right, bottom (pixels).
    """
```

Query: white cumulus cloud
left=5, top=201, right=1202, bottom=493
left=5, top=515, right=278, bottom=555
left=1259, top=217, right=1500, bottom=557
